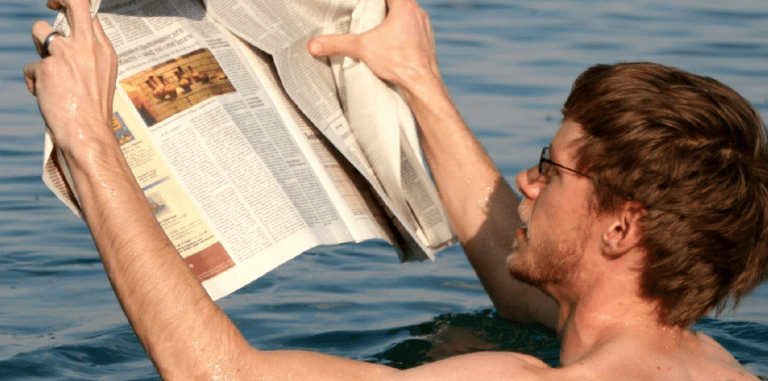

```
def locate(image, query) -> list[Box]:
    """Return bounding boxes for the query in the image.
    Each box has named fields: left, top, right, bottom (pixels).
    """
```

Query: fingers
left=32, top=0, right=105, bottom=60
left=383, top=0, right=424, bottom=18
left=31, top=21, right=59, bottom=58
left=46, top=0, right=94, bottom=39
left=45, top=0, right=64, bottom=10
left=23, top=62, right=40, bottom=95
left=383, top=0, right=407, bottom=11
left=308, top=34, right=363, bottom=60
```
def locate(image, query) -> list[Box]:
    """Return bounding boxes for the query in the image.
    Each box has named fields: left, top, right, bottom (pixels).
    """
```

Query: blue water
left=2, top=0, right=768, bottom=379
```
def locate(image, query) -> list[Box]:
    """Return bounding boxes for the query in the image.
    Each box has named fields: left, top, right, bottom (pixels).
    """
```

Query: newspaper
left=42, top=0, right=456, bottom=300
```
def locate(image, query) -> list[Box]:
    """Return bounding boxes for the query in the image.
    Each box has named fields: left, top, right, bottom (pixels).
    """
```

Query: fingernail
left=308, top=40, right=323, bottom=56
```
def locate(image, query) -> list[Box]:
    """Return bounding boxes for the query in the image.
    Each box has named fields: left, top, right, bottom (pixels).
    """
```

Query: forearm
left=61, top=134, right=254, bottom=379
left=25, top=3, right=254, bottom=374
left=400, top=75, right=558, bottom=327
left=401, top=78, right=504, bottom=240
left=67, top=144, right=404, bottom=380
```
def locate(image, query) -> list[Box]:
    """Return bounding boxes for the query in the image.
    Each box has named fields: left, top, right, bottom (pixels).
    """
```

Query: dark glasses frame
left=538, top=146, right=591, bottom=179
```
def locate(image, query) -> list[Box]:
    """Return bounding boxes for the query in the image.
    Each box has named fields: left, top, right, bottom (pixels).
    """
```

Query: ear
left=600, top=201, right=646, bottom=260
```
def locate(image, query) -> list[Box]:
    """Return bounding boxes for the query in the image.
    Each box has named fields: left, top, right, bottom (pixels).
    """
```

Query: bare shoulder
left=564, top=330, right=760, bottom=381
left=394, top=351, right=591, bottom=381
left=384, top=330, right=758, bottom=381
left=684, top=330, right=760, bottom=381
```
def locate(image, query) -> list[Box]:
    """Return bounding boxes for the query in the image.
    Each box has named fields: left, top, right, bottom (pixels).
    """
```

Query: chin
left=506, top=251, right=545, bottom=288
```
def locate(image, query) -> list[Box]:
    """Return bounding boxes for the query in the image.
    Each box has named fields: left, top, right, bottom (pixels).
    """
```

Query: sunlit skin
left=25, top=0, right=759, bottom=379
left=508, top=121, right=594, bottom=291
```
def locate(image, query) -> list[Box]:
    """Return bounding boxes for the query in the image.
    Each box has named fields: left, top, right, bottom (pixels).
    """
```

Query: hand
left=24, top=0, right=117, bottom=156
left=308, top=0, right=441, bottom=94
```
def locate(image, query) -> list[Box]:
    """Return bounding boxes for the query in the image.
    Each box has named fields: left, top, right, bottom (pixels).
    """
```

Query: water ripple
left=1, top=0, right=768, bottom=379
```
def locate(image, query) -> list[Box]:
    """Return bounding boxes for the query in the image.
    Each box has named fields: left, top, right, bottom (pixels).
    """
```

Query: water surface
left=1, top=0, right=767, bottom=379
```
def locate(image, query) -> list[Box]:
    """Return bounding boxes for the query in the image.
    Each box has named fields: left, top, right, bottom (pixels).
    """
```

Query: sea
left=1, top=0, right=767, bottom=379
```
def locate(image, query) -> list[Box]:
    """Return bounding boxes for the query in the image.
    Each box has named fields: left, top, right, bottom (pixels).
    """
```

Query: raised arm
left=25, top=0, right=552, bottom=378
left=308, top=0, right=557, bottom=328
left=25, top=0, right=268, bottom=378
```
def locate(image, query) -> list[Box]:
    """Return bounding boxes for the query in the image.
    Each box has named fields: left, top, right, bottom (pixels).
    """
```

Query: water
left=1, top=0, right=767, bottom=379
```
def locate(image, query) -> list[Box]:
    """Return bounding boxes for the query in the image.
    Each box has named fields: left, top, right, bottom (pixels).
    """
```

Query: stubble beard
left=507, top=202, right=584, bottom=289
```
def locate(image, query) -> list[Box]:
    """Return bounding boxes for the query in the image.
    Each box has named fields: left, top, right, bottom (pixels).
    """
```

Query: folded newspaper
left=42, top=0, right=457, bottom=300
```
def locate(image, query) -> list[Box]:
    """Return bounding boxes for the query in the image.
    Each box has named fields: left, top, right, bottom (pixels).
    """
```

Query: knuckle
left=102, top=49, right=118, bottom=66
left=38, top=60, right=57, bottom=80
left=404, top=0, right=421, bottom=14
left=39, top=59, right=56, bottom=73
left=99, top=40, right=117, bottom=59
left=56, top=45, right=73, bottom=60
left=354, top=35, right=369, bottom=53
left=104, top=40, right=117, bottom=57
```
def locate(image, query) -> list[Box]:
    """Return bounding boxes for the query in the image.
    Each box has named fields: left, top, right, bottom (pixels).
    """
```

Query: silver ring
left=42, top=31, right=61, bottom=56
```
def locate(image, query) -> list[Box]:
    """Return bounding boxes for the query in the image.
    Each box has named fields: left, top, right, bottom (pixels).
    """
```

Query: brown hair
left=562, top=62, right=768, bottom=327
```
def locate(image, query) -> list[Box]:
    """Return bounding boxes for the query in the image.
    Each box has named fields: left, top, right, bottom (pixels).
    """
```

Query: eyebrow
left=550, top=144, right=562, bottom=164
left=549, top=144, right=578, bottom=176
left=546, top=145, right=564, bottom=176
left=550, top=142, right=576, bottom=167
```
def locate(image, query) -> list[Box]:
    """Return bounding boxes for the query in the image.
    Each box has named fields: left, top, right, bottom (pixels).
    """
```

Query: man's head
left=560, top=62, right=768, bottom=327
left=510, top=121, right=597, bottom=292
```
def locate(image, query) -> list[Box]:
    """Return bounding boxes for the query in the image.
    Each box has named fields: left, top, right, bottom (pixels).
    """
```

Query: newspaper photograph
left=43, top=0, right=457, bottom=300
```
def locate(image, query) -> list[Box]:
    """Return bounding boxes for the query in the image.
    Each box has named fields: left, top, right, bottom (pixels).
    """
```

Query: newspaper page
left=203, top=0, right=457, bottom=254
left=51, top=0, right=456, bottom=255
left=42, top=0, right=424, bottom=299
left=57, top=0, right=457, bottom=255
left=42, top=0, right=457, bottom=298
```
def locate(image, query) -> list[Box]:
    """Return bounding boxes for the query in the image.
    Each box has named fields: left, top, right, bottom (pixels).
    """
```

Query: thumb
left=24, top=62, right=40, bottom=96
left=308, top=34, right=363, bottom=59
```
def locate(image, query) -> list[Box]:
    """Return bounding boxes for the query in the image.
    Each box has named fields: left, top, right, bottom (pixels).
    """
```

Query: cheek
left=530, top=196, right=578, bottom=243
left=529, top=191, right=557, bottom=231
left=518, top=201, right=532, bottom=225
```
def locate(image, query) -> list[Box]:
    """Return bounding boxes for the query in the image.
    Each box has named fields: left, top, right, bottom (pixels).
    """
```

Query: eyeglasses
left=538, top=146, right=591, bottom=179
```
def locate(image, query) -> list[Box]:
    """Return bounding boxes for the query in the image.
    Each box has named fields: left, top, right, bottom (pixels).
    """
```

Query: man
left=25, top=0, right=766, bottom=379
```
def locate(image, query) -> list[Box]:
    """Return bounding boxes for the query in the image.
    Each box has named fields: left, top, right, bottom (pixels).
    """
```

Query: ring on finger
left=42, top=31, right=61, bottom=56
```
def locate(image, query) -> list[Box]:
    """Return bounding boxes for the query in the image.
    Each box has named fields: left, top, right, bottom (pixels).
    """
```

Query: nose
left=515, top=165, right=542, bottom=200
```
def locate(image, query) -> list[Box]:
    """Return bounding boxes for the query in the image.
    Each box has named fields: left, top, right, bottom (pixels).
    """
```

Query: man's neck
left=551, top=277, right=673, bottom=365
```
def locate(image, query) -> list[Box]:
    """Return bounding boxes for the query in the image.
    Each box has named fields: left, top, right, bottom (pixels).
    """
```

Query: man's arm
left=25, top=1, right=266, bottom=378
left=25, top=0, right=553, bottom=378
left=308, top=0, right=557, bottom=328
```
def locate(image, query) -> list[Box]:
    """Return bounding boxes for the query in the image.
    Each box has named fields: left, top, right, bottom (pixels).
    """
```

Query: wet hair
left=562, top=62, right=768, bottom=327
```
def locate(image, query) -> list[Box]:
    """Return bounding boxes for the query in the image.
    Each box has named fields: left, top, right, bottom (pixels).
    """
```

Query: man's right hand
left=308, top=0, right=442, bottom=101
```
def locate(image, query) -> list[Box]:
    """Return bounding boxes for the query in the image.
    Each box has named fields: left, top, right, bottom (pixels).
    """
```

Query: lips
left=513, top=227, right=528, bottom=251
left=516, top=203, right=531, bottom=250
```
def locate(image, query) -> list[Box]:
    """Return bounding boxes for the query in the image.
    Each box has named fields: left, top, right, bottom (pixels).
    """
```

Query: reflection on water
left=369, top=310, right=559, bottom=368
left=1, top=0, right=768, bottom=379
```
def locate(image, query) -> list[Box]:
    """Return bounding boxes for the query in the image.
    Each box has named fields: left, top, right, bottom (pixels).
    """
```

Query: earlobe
left=600, top=202, right=645, bottom=260
left=601, top=221, right=626, bottom=259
